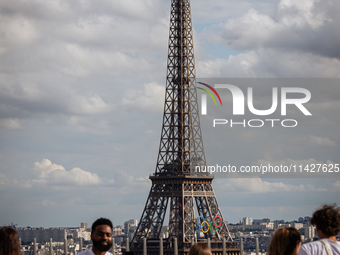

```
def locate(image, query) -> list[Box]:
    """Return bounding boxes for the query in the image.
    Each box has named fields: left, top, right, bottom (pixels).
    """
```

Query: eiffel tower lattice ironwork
left=130, top=0, right=235, bottom=252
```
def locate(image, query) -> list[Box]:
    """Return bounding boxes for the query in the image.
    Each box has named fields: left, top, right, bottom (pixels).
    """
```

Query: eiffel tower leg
left=168, top=193, right=182, bottom=241
left=195, top=196, right=213, bottom=238
left=149, top=195, right=169, bottom=238
left=207, top=195, right=233, bottom=241
left=183, top=183, right=195, bottom=242
left=132, top=184, right=163, bottom=244
left=194, top=183, right=213, bottom=238
left=194, top=183, right=232, bottom=241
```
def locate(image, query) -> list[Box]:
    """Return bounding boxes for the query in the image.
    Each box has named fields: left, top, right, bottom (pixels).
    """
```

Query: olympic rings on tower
left=196, top=216, right=222, bottom=233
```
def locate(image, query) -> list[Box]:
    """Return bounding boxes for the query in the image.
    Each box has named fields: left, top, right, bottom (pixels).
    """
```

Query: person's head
left=311, top=204, right=340, bottom=238
left=189, top=243, right=212, bottom=255
left=91, top=218, right=113, bottom=252
left=0, top=227, right=21, bottom=255
left=268, top=227, right=301, bottom=255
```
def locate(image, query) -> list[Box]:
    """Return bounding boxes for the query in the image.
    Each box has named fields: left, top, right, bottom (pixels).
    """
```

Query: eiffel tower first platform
left=127, top=1, right=240, bottom=255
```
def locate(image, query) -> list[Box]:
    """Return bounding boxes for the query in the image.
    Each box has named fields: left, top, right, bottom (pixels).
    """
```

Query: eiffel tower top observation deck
left=130, top=0, right=235, bottom=252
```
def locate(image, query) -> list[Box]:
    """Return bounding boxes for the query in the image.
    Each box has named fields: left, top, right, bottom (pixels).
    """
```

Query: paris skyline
left=0, top=0, right=339, bottom=228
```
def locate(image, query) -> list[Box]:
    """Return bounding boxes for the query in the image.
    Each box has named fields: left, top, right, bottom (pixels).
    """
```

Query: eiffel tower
left=129, top=1, right=240, bottom=255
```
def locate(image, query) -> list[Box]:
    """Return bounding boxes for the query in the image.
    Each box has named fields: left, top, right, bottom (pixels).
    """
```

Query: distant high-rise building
left=80, top=222, right=87, bottom=231
left=243, top=217, right=253, bottom=228
left=128, top=227, right=137, bottom=241
left=124, top=219, right=138, bottom=235
left=160, top=226, right=169, bottom=239
left=74, top=230, right=91, bottom=241
left=304, top=216, right=312, bottom=225
left=264, top=222, right=274, bottom=229
left=304, top=226, right=315, bottom=240
left=253, top=219, right=262, bottom=225
left=128, top=219, right=138, bottom=227
left=124, top=221, right=129, bottom=235
left=291, top=222, right=303, bottom=230
left=273, top=220, right=284, bottom=230
left=112, top=227, right=123, bottom=236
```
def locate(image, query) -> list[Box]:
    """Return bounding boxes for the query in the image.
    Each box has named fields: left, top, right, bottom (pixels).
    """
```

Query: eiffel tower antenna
left=129, top=1, right=239, bottom=254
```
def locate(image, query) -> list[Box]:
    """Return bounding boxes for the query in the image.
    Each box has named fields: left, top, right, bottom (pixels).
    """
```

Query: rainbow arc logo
left=196, top=82, right=222, bottom=115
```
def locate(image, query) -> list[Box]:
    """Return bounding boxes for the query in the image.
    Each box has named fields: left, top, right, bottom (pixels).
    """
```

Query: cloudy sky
left=0, top=0, right=339, bottom=228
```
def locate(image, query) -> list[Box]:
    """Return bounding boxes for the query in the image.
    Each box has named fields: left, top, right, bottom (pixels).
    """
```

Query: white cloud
left=0, top=14, right=38, bottom=55
left=213, top=0, right=340, bottom=57
left=122, top=82, right=165, bottom=113
left=34, top=158, right=65, bottom=178
left=0, top=78, right=114, bottom=131
left=0, top=173, right=8, bottom=187
left=197, top=49, right=340, bottom=78
left=309, top=135, right=337, bottom=147
left=32, top=158, right=109, bottom=187
left=276, top=0, right=328, bottom=29
left=0, top=0, right=168, bottom=133
left=69, top=94, right=110, bottom=115
left=0, top=118, right=21, bottom=129
left=65, top=116, right=110, bottom=133
left=218, top=178, right=315, bottom=193
left=47, top=167, right=101, bottom=186
left=197, top=0, right=340, bottom=78
left=41, top=199, right=57, bottom=207
left=112, top=170, right=150, bottom=195
left=332, top=180, right=340, bottom=191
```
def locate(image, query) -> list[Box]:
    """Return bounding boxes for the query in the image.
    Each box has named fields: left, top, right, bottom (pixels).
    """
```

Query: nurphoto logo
left=197, top=80, right=312, bottom=128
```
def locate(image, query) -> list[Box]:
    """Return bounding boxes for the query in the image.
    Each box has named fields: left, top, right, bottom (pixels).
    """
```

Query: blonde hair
left=267, top=227, right=301, bottom=255
left=189, top=243, right=212, bottom=255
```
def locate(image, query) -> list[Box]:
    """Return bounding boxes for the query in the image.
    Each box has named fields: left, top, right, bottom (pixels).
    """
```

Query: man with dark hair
left=298, top=204, right=340, bottom=255
left=78, top=218, right=113, bottom=255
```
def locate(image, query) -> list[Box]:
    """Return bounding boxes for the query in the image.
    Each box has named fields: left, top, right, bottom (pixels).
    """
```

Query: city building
left=304, top=216, right=312, bottom=226
left=16, top=227, right=66, bottom=243
left=243, top=217, right=253, bottom=230
left=80, top=222, right=87, bottom=231
left=124, top=221, right=129, bottom=235
left=113, top=227, right=123, bottom=236
left=73, top=229, right=91, bottom=241
left=124, top=219, right=138, bottom=237
left=291, top=222, right=304, bottom=230
left=243, top=217, right=253, bottom=226
left=304, top=225, right=315, bottom=241
left=128, top=219, right=138, bottom=227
